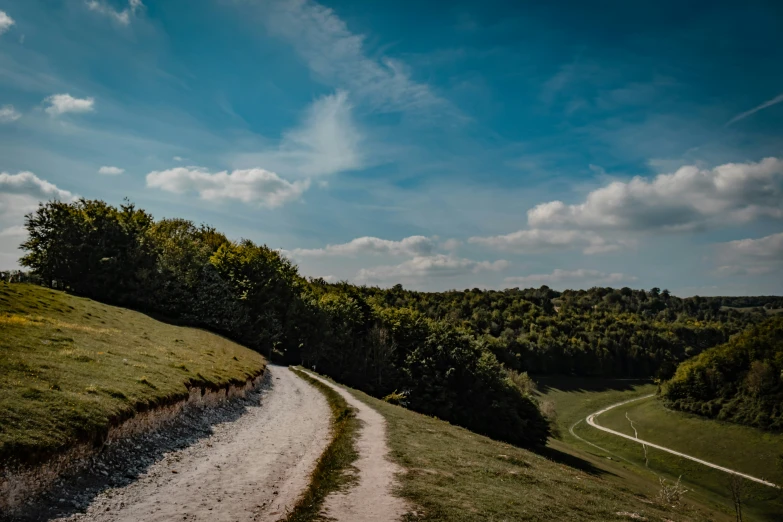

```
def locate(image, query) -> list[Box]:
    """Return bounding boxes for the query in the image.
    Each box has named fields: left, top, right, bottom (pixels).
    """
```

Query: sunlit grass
left=0, top=283, right=265, bottom=468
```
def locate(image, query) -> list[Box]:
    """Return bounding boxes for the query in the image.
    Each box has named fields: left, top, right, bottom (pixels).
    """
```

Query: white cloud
left=0, top=171, right=75, bottom=201
left=0, top=11, right=14, bottom=35
left=726, top=92, right=783, bottom=127
left=0, top=225, right=26, bottom=238
left=505, top=269, right=637, bottom=287
left=146, top=167, right=310, bottom=207
left=0, top=105, right=21, bottom=123
left=528, top=158, right=783, bottom=231
left=235, top=90, right=363, bottom=177
left=0, top=196, right=34, bottom=269
left=86, top=0, right=143, bottom=26
left=441, top=238, right=461, bottom=251
left=173, top=156, right=184, bottom=162
left=44, top=94, right=95, bottom=116
left=308, top=274, right=337, bottom=283
left=291, top=235, right=435, bottom=258
left=714, top=232, right=783, bottom=277
left=356, top=254, right=508, bottom=283
left=469, top=228, right=627, bottom=255
left=259, top=0, right=451, bottom=115
left=0, top=173, right=75, bottom=269
left=98, top=166, right=124, bottom=175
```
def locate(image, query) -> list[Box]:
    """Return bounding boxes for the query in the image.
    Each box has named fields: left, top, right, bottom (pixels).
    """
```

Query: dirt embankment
left=4, top=366, right=331, bottom=522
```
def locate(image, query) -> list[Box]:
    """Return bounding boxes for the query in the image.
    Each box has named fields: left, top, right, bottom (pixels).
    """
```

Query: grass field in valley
left=308, top=375, right=724, bottom=522
left=538, top=377, right=783, bottom=521
left=0, top=283, right=266, bottom=467
left=598, top=396, right=783, bottom=487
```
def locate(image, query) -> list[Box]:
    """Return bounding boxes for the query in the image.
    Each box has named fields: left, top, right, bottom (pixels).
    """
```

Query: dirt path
left=55, top=365, right=331, bottom=522
left=304, top=371, right=410, bottom=522
left=585, top=394, right=779, bottom=488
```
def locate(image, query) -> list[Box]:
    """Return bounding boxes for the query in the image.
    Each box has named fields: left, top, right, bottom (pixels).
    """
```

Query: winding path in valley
left=584, top=394, right=779, bottom=488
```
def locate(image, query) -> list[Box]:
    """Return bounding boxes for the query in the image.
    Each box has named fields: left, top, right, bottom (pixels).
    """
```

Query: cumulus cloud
left=44, top=94, right=95, bottom=116
left=356, top=254, right=508, bottom=283
left=0, top=10, right=14, bottom=35
left=86, top=0, right=143, bottom=25
left=98, top=166, right=124, bottom=175
left=259, top=0, right=451, bottom=115
left=0, top=173, right=75, bottom=269
left=0, top=105, right=21, bottom=123
left=291, top=235, right=435, bottom=258
left=528, top=158, right=783, bottom=231
left=714, top=232, right=783, bottom=277
left=504, top=269, right=637, bottom=287
left=146, top=167, right=310, bottom=207
left=469, top=228, right=627, bottom=255
left=0, top=171, right=75, bottom=201
left=235, top=90, right=363, bottom=177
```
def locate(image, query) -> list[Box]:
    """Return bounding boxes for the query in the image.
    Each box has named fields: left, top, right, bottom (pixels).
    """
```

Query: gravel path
left=304, top=371, right=410, bottom=522
left=10, top=365, right=331, bottom=522
left=586, top=394, right=779, bottom=488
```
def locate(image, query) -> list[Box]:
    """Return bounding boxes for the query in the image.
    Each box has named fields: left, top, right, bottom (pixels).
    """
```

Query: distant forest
left=10, top=198, right=782, bottom=442
left=354, top=284, right=781, bottom=378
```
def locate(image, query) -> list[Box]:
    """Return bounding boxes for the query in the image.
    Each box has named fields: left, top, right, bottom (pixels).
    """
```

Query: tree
left=21, top=199, right=156, bottom=303
left=728, top=474, right=745, bottom=521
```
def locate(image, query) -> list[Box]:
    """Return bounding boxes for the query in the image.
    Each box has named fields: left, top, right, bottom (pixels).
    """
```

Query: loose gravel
left=4, top=366, right=331, bottom=522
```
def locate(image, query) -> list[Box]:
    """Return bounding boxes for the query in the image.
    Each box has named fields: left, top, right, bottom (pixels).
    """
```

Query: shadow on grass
left=536, top=444, right=617, bottom=478
left=535, top=375, right=653, bottom=394
left=2, top=372, right=272, bottom=522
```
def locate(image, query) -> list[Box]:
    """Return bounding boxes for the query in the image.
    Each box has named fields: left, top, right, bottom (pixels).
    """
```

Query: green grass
left=285, top=368, right=360, bottom=522
left=538, top=377, right=783, bottom=521
left=0, top=283, right=266, bottom=468
left=319, top=378, right=722, bottom=521
left=597, top=395, right=783, bottom=518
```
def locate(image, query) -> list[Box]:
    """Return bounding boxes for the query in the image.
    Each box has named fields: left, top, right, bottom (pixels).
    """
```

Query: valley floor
left=539, top=377, right=783, bottom=521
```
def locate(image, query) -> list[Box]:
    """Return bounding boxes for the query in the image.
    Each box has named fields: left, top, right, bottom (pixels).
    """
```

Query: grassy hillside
left=539, top=378, right=783, bottom=521
left=307, top=375, right=724, bottom=521
left=0, top=283, right=265, bottom=467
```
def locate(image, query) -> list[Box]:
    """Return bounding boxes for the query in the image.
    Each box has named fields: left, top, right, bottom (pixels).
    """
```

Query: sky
left=1, top=0, right=782, bottom=295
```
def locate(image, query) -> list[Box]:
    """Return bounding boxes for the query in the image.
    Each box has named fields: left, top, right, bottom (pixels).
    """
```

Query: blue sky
left=1, top=0, right=782, bottom=295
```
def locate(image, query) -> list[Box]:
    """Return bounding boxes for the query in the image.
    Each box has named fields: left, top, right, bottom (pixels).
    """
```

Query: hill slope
left=0, top=283, right=265, bottom=468
left=321, top=375, right=726, bottom=521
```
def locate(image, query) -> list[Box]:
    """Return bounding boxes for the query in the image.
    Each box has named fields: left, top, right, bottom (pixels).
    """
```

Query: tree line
left=353, top=284, right=772, bottom=379
left=18, top=199, right=550, bottom=447
left=18, top=198, right=779, bottom=440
